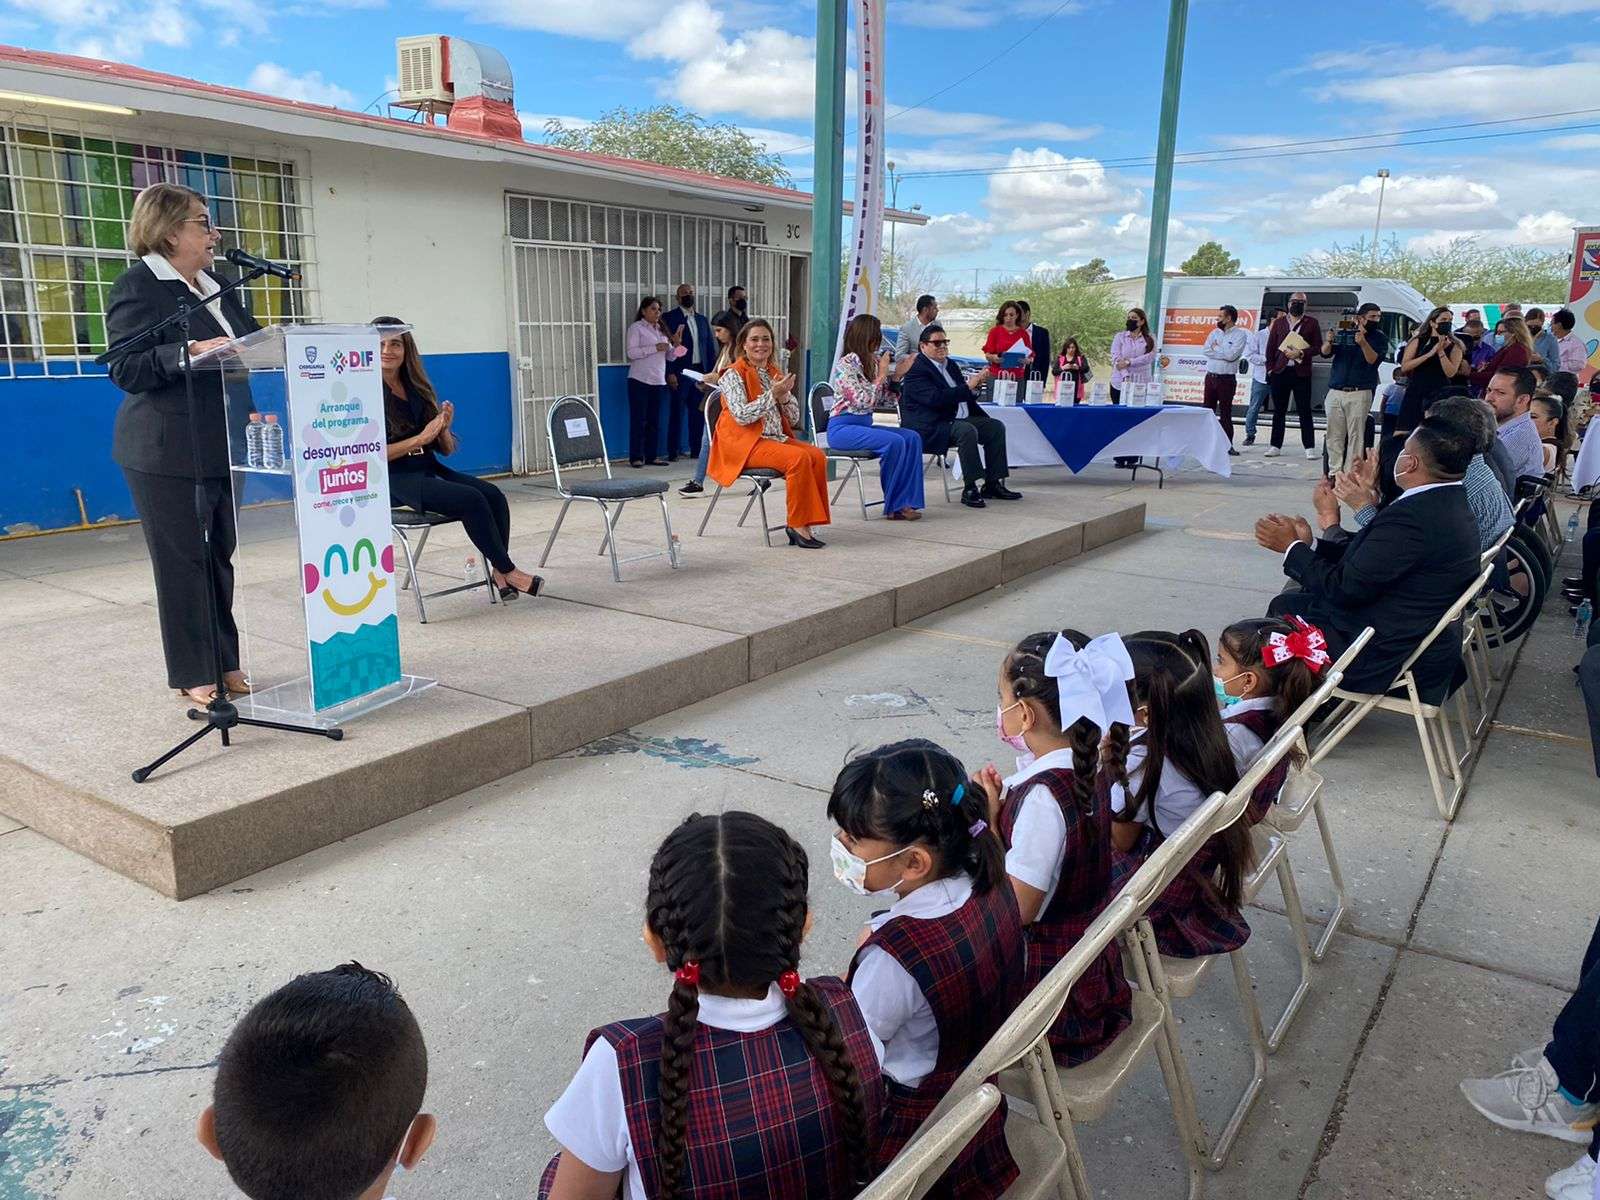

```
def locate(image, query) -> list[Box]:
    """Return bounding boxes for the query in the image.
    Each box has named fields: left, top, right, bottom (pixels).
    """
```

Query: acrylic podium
left=194, top=322, right=436, bottom=730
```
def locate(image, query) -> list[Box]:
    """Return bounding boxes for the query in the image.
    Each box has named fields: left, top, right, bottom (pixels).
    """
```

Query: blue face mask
left=1492, top=333, right=1506, bottom=350
left=1214, top=673, right=1246, bottom=708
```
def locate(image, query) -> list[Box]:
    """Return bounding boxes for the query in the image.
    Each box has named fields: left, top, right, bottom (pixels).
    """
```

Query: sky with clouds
left=2, top=0, right=1595, bottom=288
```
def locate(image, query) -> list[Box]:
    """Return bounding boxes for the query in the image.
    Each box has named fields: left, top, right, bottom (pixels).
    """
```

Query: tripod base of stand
left=132, top=696, right=341, bottom=782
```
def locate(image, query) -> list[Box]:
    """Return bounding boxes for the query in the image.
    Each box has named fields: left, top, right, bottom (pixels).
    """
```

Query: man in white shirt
left=1242, top=309, right=1278, bottom=446
left=1202, top=304, right=1249, bottom=454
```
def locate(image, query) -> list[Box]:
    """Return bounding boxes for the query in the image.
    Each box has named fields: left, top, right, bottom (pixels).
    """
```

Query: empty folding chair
left=810, top=382, right=882, bottom=520
left=694, top=393, right=786, bottom=545
left=390, top=509, right=499, bottom=624
left=1309, top=567, right=1493, bottom=819
left=535, top=396, right=680, bottom=583
left=856, top=1085, right=1003, bottom=1200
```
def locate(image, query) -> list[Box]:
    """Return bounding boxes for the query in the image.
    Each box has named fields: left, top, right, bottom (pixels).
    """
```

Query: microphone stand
left=97, top=263, right=342, bottom=784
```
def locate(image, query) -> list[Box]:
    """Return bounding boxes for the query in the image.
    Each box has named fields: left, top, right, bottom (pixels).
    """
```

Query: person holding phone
left=1320, top=303, right=1387, bottom=473
left=1394, top=306, right=1466, bottom=437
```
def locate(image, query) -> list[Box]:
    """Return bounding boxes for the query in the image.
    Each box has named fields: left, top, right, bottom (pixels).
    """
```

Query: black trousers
left=1545, top=909, right=1600, bottom=1154
left=411, top=465, right=515, bottom=575
left=949, top=406, right=1009, bottom=485
left=123, top=467, right=240, bottom=690
left=1269, top=370, right=1315, bottom=448
left=668, top=374, right=703, bottom=459
left=628, top=379, right=668, bottom=463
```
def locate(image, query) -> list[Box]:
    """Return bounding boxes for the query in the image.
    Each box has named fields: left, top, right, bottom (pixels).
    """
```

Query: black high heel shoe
left=785, top=527, right=825, bottom=549
left=497, top=573, right=545, bottom=599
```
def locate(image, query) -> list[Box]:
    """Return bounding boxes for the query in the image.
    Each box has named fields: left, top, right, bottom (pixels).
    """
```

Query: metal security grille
left=507, top=242, right=596, bottom=474
left=746, top=246, right=792, bottom=365
left=0, top=110, right=315, bottom=376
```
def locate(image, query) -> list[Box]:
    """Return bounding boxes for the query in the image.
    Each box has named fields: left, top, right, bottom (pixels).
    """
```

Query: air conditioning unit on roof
left=395, top=35, right=452, bottom=114
left=392, top=34, right=523, bottom=141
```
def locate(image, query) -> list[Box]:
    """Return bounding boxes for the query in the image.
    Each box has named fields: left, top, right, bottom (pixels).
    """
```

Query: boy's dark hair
left=1412, top=415, right=1476, bottom=479
left=648, top=812, right=873, bottom=1197
left=212, top=963, right=427, bottom=1200
left=1552, top=308, right=1576, bottom=332
left=828, top=739, right=1005, bottom=894
left=915, top=293, right=937, bottom=313
left=1001, top=629, right=1102, bottom=815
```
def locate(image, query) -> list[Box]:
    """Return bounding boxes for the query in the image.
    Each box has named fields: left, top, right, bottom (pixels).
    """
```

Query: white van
left=1151, top=277, right=1434, bottom=412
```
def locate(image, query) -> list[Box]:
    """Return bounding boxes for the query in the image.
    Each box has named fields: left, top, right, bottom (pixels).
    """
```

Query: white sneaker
left=1546, top=1152, right=1597, bottom=1200
left=1264, top=446, right=1281, bottom=458
left=1305, top=447, right=1319, bottom=460
left=1460, top=1057, right=1600, bottom=1144
left=1514, top=1042, right=1552, bottom=1070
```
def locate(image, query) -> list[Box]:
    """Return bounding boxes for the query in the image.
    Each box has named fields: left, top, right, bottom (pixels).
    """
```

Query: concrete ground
left=1, top=446, right=1594, bottom=1200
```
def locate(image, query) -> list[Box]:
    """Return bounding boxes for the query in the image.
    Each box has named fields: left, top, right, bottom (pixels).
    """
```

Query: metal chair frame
left=856, top=1086, right=1005, bottom=1200
left=391, top=510, right=499, bottom=624
left=535, top=396, right=680, bottom=583
left=923, top=452, right=956, bottom=503
left=695, top=392, right=788, bottom=546
left=810, top=381, right=883, bottom=521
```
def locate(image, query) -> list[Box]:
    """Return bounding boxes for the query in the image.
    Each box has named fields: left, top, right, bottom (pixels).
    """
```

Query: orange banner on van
left=1161, top=306, right=1258, bottom=346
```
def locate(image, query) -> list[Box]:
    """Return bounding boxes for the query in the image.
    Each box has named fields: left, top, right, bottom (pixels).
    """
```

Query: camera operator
left=1320, top=302, right=1387, bottom=474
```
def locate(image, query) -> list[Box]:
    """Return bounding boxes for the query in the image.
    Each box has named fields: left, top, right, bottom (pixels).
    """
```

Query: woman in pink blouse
left=826, top=314, right=925, bottom=519
left=626, top=296, right=683, bottom=467
left=1109, top=307, right=1156, bottom=404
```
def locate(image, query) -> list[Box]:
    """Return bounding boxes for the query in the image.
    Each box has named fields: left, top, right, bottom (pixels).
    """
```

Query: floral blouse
left=721, top=362, right=799, bottom=442
left=828, top=352, right=883, bottom=416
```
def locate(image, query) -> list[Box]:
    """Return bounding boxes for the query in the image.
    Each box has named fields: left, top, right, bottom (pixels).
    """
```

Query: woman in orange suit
left=707, top=318, right=831, bottom=548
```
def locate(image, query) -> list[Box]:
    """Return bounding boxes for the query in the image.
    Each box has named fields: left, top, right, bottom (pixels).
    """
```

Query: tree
left=1289, top=235, right=1567, bottom=303
left=1066, top=257, right=1112, bottom=285
left=988, top=271, right=1127, bottom=365
left=544, top=105, right=793, bottom=188
left=1178, top=240, right=1241, bottom=276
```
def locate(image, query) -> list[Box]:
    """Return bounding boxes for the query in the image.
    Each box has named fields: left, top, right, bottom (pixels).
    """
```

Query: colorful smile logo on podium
left=304, top=538, right=394, bottom=617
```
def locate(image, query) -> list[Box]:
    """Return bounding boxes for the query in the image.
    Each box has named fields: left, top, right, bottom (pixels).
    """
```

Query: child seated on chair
left=197, top=961, right=436, bottom=1200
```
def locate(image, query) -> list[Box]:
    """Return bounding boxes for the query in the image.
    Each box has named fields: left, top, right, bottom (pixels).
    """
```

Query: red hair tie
left=674, top=960, right=701, bottom=987
left=1261, top=616, right=1332, bottom=672
left=777, top=969, right=801, bottom=998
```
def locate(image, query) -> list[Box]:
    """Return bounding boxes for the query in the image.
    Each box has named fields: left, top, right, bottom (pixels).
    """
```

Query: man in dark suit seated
left=899, top=323, right=1022, bottom=508
left=1254, top=414, right=1481, bottom=702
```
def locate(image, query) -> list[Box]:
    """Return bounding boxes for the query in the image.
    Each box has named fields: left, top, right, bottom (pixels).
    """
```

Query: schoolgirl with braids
left=540, top=811, right=884, bottom=1200
left=828, top=738, right=1025, bottom=1200
left=1216, top=617, right=1330, bottom=824
left=969, top=630, right=1134, bottom=1066
left=1105, top=634, right=1255, bottom=960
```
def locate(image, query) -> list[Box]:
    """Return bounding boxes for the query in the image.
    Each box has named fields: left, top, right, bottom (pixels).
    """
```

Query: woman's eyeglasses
left=184, top=215, right=216, bottom=232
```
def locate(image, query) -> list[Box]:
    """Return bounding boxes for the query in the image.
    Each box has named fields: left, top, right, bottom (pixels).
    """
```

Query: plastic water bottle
left=1577, top=598, right=1593, bottom=639
left=464, top=554, right=478, bottom=584
left=1567, top=510, right=1581, bottom=544
left=261, top=413, right=285, bottom=470
left=245, top=412, right=264, bottom=468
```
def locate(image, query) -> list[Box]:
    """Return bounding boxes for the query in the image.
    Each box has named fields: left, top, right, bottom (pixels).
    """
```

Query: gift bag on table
left=992, top=378, right=1018, bottom=407
left=1025, top=372, right=1045, bottom=405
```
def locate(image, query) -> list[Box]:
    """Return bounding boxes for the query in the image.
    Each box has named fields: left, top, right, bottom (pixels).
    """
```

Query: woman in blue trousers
left=826, top=314, right=925, bottom=519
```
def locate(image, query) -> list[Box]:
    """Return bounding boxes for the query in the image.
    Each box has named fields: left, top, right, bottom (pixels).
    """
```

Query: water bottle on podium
left=261, top=413, right=286, bottom=470
left=245, top=412, right=264, bottom=468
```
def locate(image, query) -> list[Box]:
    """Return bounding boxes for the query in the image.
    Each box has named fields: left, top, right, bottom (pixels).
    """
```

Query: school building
left=0, top=40, right=925, bottom=533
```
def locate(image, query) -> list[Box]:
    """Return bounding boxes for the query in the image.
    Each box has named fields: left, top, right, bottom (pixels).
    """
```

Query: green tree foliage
left=988, top=271, right=1128, bottom=365
left=1065, top=257, right=1113, bottom=284
left=1178, top=240, right=1241, bottom=276
left=543, top=105, right=794, bottom=188
left=1289, top=235, right=1567, bottom=303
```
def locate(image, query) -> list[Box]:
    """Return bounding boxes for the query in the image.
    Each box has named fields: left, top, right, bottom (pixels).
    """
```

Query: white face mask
left=830, top=835, right=908, bottom=898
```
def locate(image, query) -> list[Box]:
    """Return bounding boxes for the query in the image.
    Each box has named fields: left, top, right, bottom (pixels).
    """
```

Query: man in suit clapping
left=899, top=323, right=1022, bottom=509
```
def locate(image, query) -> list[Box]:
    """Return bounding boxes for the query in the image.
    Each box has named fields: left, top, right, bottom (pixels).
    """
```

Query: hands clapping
left=1255, top=513, right=1313, bottom=553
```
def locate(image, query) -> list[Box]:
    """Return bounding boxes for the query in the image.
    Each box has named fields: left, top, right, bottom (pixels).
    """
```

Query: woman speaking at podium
left=106, top=183, right=259, bottom=707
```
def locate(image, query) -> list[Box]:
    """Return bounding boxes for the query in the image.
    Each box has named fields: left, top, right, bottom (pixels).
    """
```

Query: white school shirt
left=544, top=984, right=885, bottom=1200
left=851, top=872, right=974, bottom=1089
left=141, top=253, right=237, bottom=342
left=1001, top=747, right=1080, bottom=914
left=1220, top=696, right=1277, bottom=773
left=1108, top=731, right=1208, bottom=836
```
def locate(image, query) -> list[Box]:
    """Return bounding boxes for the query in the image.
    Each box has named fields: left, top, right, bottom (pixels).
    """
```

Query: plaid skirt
left=1109, top=828, right=1251, bottom=959
left=1021, top=918, right=1133, bottom=1065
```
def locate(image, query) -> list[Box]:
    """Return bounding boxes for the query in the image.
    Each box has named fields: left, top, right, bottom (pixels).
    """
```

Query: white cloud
left=887, top=103, right=1097, bottom=144
left=1319, top=59, right=1600, bottom=118
left=246, top=63, right=356, bottom=108
left=1544, top=133, right=1600, bottom=150
left=1286, top=172, right=1502, bottom=234
left=1427, top=0, right=1600, bottom=17
left=1406, top=209, right=1581, bottom=252
left=985, top=148, right=1141, bottom=231
left=630, top=0, right=722, bottom=60
left=898, top=211, right=998, bottom=256
left=672, top=26, right=819, bottom=120
left=1011, top=211, right=1209, bottom=268
left=886, top=0, right=1086, bottom=28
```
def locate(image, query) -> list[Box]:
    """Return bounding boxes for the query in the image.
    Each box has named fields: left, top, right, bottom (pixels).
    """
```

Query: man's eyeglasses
left=184, top=215, right=216, bottom=232
left=926, top=339, right=950, bottom=348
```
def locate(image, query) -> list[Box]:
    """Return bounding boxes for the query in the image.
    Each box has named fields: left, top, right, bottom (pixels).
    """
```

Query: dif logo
left=330, top=348, right=375, bottom=375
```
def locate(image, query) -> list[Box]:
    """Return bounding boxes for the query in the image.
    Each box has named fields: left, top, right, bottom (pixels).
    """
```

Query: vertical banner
left=836, top=0, right=885, bottom=362
left=1567, top=225, right=1600, bottom=386
left=286, top=332, right=402, bottom=710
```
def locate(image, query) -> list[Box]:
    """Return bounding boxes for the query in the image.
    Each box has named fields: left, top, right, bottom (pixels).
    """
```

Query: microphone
left=224, top=247, right=300, bottom=281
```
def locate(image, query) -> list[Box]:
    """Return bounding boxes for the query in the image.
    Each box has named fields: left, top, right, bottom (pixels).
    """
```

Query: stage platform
left=0, top=474, right=1144, bottom=898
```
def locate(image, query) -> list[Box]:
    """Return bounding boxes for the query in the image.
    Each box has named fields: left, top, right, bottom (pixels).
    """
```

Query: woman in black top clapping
left=1393, top=306, right=1464, bottom=438
left=377, top=317, right=541, bottom=599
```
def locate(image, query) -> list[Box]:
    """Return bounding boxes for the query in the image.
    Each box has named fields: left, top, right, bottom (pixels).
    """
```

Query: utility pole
left=1371, top=168, right=1390, bottom=267
left=1142, top=0, right=1189, bottom=329
left=809, top=0, right=847, bottom=405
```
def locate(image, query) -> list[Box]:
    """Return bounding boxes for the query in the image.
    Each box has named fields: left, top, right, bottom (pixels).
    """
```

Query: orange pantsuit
left=708, top=357, right=831, bottom=529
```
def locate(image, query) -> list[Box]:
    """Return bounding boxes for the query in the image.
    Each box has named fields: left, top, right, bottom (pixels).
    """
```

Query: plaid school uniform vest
left=538, top=976, right=884, bottom=1200
left=1223, top=705, right=1289, bottom=826
left=998, top=767, right=1133, bottom=1065
left=846, top=882, right=1025, bottom=1200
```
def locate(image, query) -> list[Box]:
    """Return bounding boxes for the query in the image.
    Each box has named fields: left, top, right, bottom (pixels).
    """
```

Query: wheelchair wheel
left=1484, top=530, right=1550, bottom=645
left=1514, top=517, right=1556, bottom=582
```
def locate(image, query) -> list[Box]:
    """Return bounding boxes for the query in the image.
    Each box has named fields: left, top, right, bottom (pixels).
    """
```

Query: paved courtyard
left=1, top=449, right=1593, bottom=1199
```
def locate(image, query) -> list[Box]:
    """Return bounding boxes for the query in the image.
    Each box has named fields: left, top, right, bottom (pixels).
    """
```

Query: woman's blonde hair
left=1500, top=316, right=1535, bottom=354
left=129, top=182, right=206, bottom=258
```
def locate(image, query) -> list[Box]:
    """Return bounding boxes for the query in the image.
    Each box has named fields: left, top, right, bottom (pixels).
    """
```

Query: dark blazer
left=1273, top=483, right=1479, bottom=702
left=107, top=260, right=260, bottom=480
left=1026, top=325, right=1052, bottom=385
left=899, top=352, right=988, bottom=456
left=661, top=307, right=716, bottom=375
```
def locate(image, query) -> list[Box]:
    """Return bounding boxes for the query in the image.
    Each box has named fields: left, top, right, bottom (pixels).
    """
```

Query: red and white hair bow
left=1261, top=617, right=1331, bottom=671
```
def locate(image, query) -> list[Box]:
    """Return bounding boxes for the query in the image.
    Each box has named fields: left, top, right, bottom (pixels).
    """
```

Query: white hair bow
left=1042, top=632, right=1136, bottom=731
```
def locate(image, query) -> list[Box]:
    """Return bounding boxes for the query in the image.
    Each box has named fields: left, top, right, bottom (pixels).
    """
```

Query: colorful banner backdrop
left=836, top=0, right=885, bottom=361
left=1156, top=306, right=1257, bottom=406
left=285, top=331, right=402, bottom=710
left=1567, top=225, right=1600, bottom=385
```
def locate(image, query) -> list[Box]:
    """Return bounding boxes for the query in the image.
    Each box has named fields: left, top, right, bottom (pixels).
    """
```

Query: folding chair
left=534, top=396, right=680, bottom=583
left=1468, top=527, right=1516, bottom=697
left=1309, top=566, right=1494, bottom=819
left=923, top=451, right=956, bottom=503
left=695, top=393, right=786, bottom=546
left=390, top=509, right=499, bottom=624
left=810, top=382, right=882, bottom=520
left=856, top=1085, right=1003, bottom=1200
